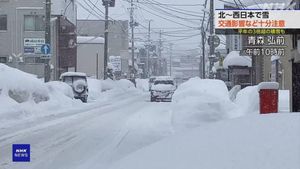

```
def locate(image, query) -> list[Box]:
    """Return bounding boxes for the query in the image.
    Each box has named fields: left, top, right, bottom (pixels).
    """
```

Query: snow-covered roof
left=223, top=51, right=252, bottom=69
left=77, top=36, right=104, bottom=44
left=60, top=72, right=87, bottom=78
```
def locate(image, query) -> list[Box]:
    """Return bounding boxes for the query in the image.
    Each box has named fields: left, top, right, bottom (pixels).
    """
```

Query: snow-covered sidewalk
left=110, top=113, right=300, bottom=169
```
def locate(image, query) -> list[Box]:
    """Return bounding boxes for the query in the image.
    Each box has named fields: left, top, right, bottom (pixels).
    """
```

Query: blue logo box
left=12, top=144, right=30, bottom=162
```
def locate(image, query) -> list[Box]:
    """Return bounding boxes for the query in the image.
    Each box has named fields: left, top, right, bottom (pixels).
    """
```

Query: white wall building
left=77, top=36, right=104, bottom=79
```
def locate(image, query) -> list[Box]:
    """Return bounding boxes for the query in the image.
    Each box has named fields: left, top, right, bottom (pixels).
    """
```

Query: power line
left=142, top=0, right=204, bottom=16
left=123, top=0, right=204, bottom=6
left=139, top=2, right=202, bottom=24
left=136, top=4, right=199, bottom=29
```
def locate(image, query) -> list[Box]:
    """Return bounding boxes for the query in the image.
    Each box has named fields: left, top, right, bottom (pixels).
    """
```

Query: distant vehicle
left=148, top=76, right=157, bottom=91
left=150, top=76, right=176, bottom=102
left=60, top=72, right=88, bottom=103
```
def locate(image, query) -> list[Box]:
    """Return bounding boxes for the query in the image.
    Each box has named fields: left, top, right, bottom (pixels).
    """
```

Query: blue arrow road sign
left=41, top=44, right=51, bottom=55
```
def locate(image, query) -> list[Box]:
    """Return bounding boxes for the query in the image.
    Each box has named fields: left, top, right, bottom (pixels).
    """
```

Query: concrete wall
left=77, top=43, right=104, bottom=79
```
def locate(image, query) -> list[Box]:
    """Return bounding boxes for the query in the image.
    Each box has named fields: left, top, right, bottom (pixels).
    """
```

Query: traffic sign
left=208, top=35, right=220, bottom=48
left=41, top=44, right=51, bottom=55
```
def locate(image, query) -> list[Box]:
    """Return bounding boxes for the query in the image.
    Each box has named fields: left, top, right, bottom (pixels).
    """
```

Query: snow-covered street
left=0, top=64, right=299, bottom=169
left=0, top=86, right=177, bottom=169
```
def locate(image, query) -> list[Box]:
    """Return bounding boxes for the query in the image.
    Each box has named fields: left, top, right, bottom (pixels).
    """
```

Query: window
left=154, top=80, right=174, bottom=85
left=0, top=15, right=7, bottom=30
left=24, top=15, right=45, bottom=31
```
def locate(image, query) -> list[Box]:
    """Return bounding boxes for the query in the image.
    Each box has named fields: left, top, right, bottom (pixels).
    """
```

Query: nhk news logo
left=12, top=144, right=30, bottom=162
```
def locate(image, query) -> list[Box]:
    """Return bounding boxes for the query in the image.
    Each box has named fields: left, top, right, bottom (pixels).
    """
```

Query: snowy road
left=0, top=89, right=174, bottom=169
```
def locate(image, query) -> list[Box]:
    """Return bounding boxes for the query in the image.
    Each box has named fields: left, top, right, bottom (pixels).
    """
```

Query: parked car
left=60, top=72, right=88, bottom=103
left=148, top=76, right=157, bottom=91
left=150, top=76, right=176, bottom=102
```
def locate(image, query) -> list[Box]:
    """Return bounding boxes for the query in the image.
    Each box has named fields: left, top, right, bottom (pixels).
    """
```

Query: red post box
left=258, top=82, right=279, bottom=114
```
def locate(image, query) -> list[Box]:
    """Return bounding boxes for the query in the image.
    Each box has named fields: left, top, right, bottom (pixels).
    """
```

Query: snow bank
left=110, top=114, right=300, bottom=169
left=235, top=85, right=259, bottom=114
left=279, top=90, right=290, bottom=112
left=87, top=78, right=102, bottom=101
left=223, top=51, right=252, bottom=69
left=101, top=79, right=134, bottom=91
left=235, top=84, right=289, bottom=114
left=171, top=77, right=241, bottom=130
left=0, top=64, right=49, bottom=103
left=136, top=78, right=149, bottom=92
left=0, top=64, right=82, bottom=125
left=229, top=85, right=241, bottom=101
left=41, top=81, right=81, bottom=111
left=46, top=81, right=74, bottom=99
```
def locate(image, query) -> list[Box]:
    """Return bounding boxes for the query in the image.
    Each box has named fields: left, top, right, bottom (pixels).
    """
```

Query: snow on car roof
left=60, top=72, right=87, bottom=78
left=154, top=76, right=174, bottom=81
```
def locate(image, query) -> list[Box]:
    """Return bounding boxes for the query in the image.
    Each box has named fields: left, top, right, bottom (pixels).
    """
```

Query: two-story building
left=0, top=0, right=77, bottom=79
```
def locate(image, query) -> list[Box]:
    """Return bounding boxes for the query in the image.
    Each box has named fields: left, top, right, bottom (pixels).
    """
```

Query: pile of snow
left=101, top=79, right=135, bottom=91
left=0, top=64, right=82, bottom=124
left=171, top=77, right=241, bottom=130
left=46, top=81, right=74, bottom=99
left=229, top=85, right=241, bottom=101
left=223, top=51, right=252, bottom=69
left=0, top=63, right=49, bottom=103
left=235, top=85, right=259, bottom=114
left=279, top=90, right=290, bottom=112
left=136, top=78, right=149, bottom=92
left=87, top=78, right=102, bottom=101
left=234, top=83, right=289, bottom=114
left=257, top=82, right=279, bottom=90
left=110, top=113, right=300, bottom=169
left=42, top=81, right=81, bottom=111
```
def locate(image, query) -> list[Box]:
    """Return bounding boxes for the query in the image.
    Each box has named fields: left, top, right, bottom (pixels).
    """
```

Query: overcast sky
left=76, top=0, right=290, bottom=55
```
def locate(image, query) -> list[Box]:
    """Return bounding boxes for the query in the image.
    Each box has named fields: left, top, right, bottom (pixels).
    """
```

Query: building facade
left=77, top=20, right=129, bottom=57
left=77, top=36, right=104, bottom=79
left=0, top=0, right=76, bottom=78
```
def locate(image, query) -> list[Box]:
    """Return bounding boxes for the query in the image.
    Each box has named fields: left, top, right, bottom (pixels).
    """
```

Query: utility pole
left=102, top=0, right=115, bottom=79
left=96, top=53, right=99, bottom=79
left=169, top=43, right=173, bottom=76
left=130, top=0, right=136, bottom=81
left=159, top=30, right=162, bottom=58
left=209, top=0, right=215, bottom=79
left=146, top=20, right=152, bottom=78
left=158, top=30, right=163, bottom=75
left=201, top=28, right=206, bottom=79
left=44, top=0, right=51, bottom=82
left=103, top=0, right=109, bottom=79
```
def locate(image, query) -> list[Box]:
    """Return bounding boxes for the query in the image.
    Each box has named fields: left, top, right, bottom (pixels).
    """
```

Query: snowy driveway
left=0, top=90, right=174, bottom=169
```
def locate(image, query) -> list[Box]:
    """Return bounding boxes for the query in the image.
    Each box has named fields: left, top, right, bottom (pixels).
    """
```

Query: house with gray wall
left=0, top=0, right=76, bottom=78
